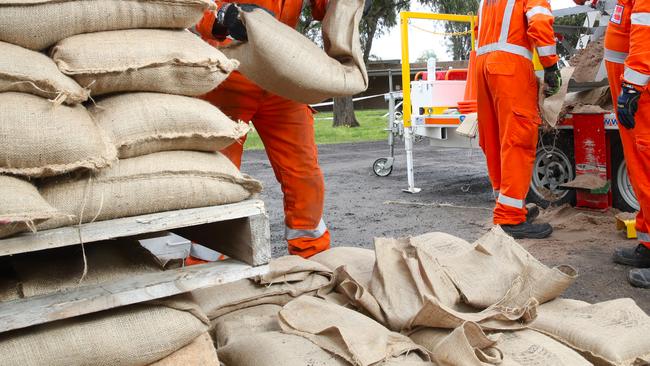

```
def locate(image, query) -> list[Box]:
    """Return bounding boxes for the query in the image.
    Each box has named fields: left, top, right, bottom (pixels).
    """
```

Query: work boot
left=613, top=244, right=650, bottom=268
left=526, top=204, right=540, bottom=223
left=628, top=268, right=650, bottom=288
left=500, top=222, right=553, bottom=239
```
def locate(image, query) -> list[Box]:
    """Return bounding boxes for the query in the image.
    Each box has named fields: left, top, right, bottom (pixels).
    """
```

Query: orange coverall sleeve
left=524, top=0, right=559, bottom=68
left=624, top=1, right=650, bottom=87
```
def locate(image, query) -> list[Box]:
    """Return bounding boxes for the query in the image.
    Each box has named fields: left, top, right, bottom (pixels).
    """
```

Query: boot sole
left=503, top=227, right=553, bottom=240
left=612, top=255, right=650, bottom=268
left=628, top=272, right=650, bottom=288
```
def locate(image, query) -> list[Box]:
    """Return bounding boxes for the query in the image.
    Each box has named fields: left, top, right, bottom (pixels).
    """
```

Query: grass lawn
left=244, top=109, right=389, bottom=150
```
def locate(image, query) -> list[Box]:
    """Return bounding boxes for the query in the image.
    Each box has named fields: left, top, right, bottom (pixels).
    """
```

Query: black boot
left=613, top=244, right=650, bottom=268
left=526, top=205, right=540, bottom=223
left=628, top=268, right=650, bottom=288
left=501, top=222, right=553, bottom=239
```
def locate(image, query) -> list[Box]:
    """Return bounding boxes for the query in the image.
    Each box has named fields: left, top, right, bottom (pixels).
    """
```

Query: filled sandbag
left=38, top=151, right=262, bottom=229
left=91, top=93, right=249, bottom=158
left=194, top=255, right=331, bottom=319
left=217, top=331, right=349, bottom=366
left=311, top=246, right=375, bottom=288
left=409, top=322, right=502, bottom=366
left=13, top=239, right=162, bottom=298
left=0, top=295, right=210, bottom=366
left=221, top=0, right=368, bottom=104
left=279, top=296, right=432, bottom=366
left=51, top=29, right=238, bottom=96
left=497, top=330, right=592, bottom=366
left=0, top=176, right=61, bottom=238
left=531, top=298, right=650, bottom=366
left=0, top=41, right=88, bottom=104
left=0, top=92, right=116, bottom=177
left=212, top=304, right=282, bottom=347
left=149, top=333, right=219, bottom=366
left=0, top=0, right=214, bottom=50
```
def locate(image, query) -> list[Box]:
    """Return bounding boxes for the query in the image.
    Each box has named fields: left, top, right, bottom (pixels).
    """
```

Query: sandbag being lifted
left=0, top=0, right=214, bottom=50
left=90, top=93, right=249, bottom=158
left=52, top=29, right=238, bottom=97
left=221, top=0, right=368, bottom=104
left=0, top=41, right=88, bottom=104
left=0, top=92, right=117, bottom=178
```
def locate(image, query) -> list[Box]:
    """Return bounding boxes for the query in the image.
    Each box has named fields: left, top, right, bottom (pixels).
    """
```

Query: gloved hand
left=543, top=64, right=562, bottom=98
left=214, top=3, right=273, bottom=42
left=363, top=0, right=372, bottom=16
left=617, top=83, right=642, bottom=129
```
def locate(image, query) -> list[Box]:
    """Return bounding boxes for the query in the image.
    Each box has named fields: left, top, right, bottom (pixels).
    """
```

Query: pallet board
left=0, top=259, right=269, bottom=333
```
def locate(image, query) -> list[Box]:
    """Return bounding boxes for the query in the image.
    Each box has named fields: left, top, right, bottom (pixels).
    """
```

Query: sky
left=370, top=0, right=576, bottom=61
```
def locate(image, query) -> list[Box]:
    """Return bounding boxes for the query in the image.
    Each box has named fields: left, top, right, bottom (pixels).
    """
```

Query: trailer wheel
left=373, top=158, right=393, bottom=177
left=610, top=133, right=640, bottom=212
left=527, top=132, right=576, bottom=208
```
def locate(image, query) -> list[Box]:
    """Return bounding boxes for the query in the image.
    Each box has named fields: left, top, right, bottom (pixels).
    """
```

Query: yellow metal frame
left=400, top=12, right=477, bottom=128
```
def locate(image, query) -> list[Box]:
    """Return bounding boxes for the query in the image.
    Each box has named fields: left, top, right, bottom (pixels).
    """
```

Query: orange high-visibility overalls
left=605, top=0, right=650, bottom=247
left=196, top=0, right=330, bottom=258
left=477, top=0, right=558, bottom=224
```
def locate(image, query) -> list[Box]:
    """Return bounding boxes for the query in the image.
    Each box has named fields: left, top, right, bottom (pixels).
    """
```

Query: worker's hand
left=543, top=64, right=562, bottom=98
left=617, top=83, right=642, bottom=129
left=214, top=3, right=273, bottom=42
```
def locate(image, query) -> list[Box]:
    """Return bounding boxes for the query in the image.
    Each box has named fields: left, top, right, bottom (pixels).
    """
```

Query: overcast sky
left=370, top=0, right=577, bottom=61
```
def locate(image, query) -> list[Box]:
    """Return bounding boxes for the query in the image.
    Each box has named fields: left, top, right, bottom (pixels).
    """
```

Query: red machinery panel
left=572, top=113, right=612, bottom=209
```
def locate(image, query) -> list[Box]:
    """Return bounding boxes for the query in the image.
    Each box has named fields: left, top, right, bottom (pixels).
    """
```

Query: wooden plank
left=0, top=259, right=269, bottom=333
left=0, top=199, right=266, bottom=257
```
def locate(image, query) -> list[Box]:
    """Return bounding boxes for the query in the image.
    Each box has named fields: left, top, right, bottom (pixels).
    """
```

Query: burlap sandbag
left=13, top=239, right=162, bottom=298
left=149, top=333, right=219, bottom=366
left=194, top=255, right=332, bottom=319
left=0, top=295, right=210, bottom=366
left=311, top=246, right=376, bottom=288
left=217, top=331, right=350, bottom=366
left=0, top=92, right=117, bottom=177
left=38, top=151, right=262, bottom=229
left=212, top=304, right=282, bottom=347
left=497, top=330, right=592, bottom=366
left=530, top=298, right=650, bottom=366
left=0, top=41, right=88, bottom=104
left=410, top=322, right=502, bottom=366
left=90, top=92, right=249, bottom=158
left=279, top=296, right=432, bottom=366
left=438, top=226, right=577, bottom=309
left=0, top=176, right=61, bottom=239
left=0, top=0, right=213, bottom=50
left=52, top=29, right=238, bottom=96
left=221, top=0, right=368, bottom=104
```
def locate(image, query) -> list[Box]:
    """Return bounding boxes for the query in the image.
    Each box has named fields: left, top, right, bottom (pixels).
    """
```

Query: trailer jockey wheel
left=373, top=158, right=393, bottom=177
left=527, top=132, right=576, bottom=208
left=611, top=133, right=640, bottom=212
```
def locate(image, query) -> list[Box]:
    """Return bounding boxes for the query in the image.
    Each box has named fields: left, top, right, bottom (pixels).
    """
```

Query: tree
left=300, top=0, right=410, bottom=128
left=418, top=0, right=479, bottom=60
left=417, top=49, right=438, bottom=63
left=554, top=14, right=589, bottom=59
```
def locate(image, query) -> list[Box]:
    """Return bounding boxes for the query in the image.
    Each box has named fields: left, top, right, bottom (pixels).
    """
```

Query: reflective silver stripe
left=526, top=6, right=553, bottom=19
left=497, top=193, right=524, bottom=209
left=493, top=190, right=500, bottom=200
left=537, top=44, right=557, bottom=57
left=624, top=66, right=650, bottom=86
left=286, top=219, right=327, bottom=240
left=631, top=13, right=650, bottom=26
left=604, top=48, right=628, bottom=64
left=500, top=0, right=516, bottom=43
left=477, top=42, right=533, bottom=60
left=477, top=0, right=485, bottom=47
left=639, top=231, right=650, bottom=243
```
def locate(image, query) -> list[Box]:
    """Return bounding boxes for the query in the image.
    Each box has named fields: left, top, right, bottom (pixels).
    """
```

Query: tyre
left=527, top=131, right=576, bottom=208
left=373, top=158, right=393, bottom=177
left=610, top=132, right=640, bottom=212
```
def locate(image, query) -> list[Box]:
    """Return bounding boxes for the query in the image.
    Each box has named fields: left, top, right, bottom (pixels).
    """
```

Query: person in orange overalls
left=599, top=0, right=650, bottom=288
left=195, top=1, right=332, bottom=258
left=476, top=0, right=561, bottom=238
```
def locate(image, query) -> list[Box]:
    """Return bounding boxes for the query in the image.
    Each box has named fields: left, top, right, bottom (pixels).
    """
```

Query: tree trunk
left=332, top=96, right=360, bottom=127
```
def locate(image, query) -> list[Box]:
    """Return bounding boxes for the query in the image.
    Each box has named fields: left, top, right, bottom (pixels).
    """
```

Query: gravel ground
left=242, top=140, right=650, bottom=312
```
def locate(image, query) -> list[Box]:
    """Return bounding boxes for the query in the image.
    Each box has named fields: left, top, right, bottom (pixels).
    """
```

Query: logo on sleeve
left=611, top=5, right=624, bottom=25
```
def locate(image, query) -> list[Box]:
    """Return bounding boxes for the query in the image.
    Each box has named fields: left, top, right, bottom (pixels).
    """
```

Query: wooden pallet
left=0, top=199, right=271, bottom=333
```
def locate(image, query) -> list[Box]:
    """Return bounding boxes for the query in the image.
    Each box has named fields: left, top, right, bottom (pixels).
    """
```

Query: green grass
left=244, top=109, right=389, bottom=150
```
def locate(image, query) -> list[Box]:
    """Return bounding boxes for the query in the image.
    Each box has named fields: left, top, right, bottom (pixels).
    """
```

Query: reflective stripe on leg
left=498, top=193, right=525, bottom=209
left=286, top=218, right=327, bottom=240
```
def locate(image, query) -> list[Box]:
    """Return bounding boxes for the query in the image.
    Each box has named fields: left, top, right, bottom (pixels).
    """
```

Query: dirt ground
left=241, top=140, right=650, bottom=312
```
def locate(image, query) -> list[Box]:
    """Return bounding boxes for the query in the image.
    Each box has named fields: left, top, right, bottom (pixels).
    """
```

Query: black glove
left=617, top=83, right=642, bottom=129
left=543, top=63, right=562, bottom=98
left=213, top=3, right=273, bottom=42
left=363, top=0, right=372, bottom=16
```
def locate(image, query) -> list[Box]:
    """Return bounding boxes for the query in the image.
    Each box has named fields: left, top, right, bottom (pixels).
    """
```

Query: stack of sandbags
left=0, top=0, right=260, bottom=237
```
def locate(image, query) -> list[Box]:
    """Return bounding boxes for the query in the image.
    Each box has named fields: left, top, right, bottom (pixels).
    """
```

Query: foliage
left=554, top=14, right=589, bottom=59
left=418, top=0, right=478, bottom=60
left=417, top=49, right=438, bottom=62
